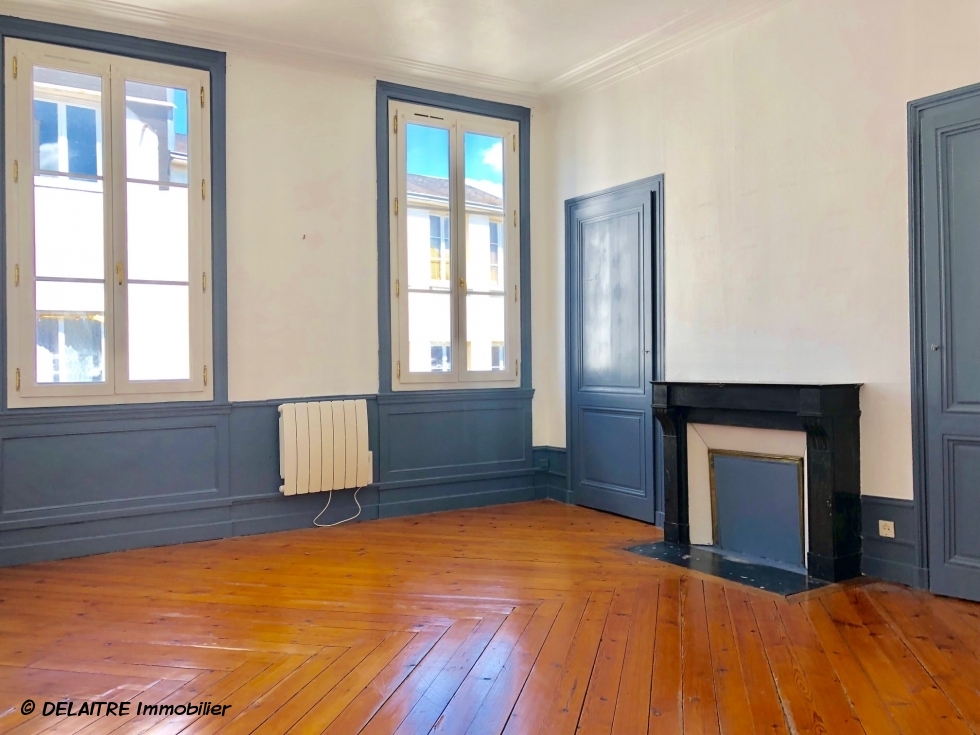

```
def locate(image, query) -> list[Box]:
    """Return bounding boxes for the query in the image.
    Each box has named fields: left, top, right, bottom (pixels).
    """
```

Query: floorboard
left=1, top=500, right=979, bottom=734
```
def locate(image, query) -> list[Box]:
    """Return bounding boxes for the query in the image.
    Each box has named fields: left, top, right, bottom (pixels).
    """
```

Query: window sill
left=6, top=387, right=215, bottom=411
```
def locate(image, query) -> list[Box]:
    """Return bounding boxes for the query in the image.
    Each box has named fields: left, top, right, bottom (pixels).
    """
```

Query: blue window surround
left=0, top=14, right=229, bottom=414
left=372, top=82, right=536, bottom=504
left=375, top=81, right=532, bottom=396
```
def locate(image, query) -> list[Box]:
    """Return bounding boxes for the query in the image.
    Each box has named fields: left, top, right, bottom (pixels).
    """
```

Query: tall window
left=5, top=40, right=212, bottom=407
left=389, top=102, right=519, bottom=389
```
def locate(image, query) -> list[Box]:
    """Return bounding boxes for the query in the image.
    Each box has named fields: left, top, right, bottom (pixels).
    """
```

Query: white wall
left=534, top=0, right=980, bottom=499
left=226, top=55, right=379, bottom=401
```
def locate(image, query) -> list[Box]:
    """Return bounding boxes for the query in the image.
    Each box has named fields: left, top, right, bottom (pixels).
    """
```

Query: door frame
left=564, top=175, right=666, bottom=524
left=909, top=81, right=980, bottom=591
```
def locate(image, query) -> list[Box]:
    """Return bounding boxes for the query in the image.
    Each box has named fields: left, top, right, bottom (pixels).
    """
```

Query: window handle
left=116, top=262, right=123, bottom=285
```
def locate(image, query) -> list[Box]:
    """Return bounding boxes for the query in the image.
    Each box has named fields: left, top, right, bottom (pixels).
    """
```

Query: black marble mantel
left=652, top=382, right=862, bottom=583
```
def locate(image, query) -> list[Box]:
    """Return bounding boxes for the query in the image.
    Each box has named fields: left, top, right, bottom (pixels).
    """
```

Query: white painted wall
left=225, top=53, right=551, bottom=403
left=226, top=55, right=379, bottom=401
left=534, top=0, right=980, bottom=499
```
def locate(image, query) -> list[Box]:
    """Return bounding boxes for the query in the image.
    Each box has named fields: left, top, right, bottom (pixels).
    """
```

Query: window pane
left=127, top=182, right=188, bottom=282
left=31, top=66, right=108, bottom=386
left=463, top=133, right=506, bottom=372
left=126, top=81, right=188, bottom=184
left=34, top=176, right=104, bottom=280
left=465, top=294, right=506, bottom=372
left=35, top=281, right=105, bottom=384
left=33, top=67, right=102, bottom=177
left=127, top=284, right=190, bottom=381
left=405, top=123, right=452, bottom=373
left=408, top=292, right=451, bottom=373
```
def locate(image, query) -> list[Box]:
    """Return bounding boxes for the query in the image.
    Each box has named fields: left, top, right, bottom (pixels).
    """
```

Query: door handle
left=931, top=343, right=942, bottom=351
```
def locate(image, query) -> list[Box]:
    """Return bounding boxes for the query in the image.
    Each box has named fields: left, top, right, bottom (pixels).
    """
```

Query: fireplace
left=653, top=382, right=862, bottom=583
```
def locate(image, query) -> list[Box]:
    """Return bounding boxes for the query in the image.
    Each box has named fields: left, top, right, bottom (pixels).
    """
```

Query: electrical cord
left=313, top=486, right=362, bottom=528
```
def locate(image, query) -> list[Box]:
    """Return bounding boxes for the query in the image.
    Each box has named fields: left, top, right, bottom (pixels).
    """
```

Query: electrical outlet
left=878, top=520, right=896, bottom=539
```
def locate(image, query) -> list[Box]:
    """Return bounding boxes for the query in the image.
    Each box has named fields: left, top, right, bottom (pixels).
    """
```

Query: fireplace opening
left=709, top=449, right=805, bottom=571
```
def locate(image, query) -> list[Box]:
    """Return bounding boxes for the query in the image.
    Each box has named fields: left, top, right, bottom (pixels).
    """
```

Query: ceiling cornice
left=0, top=0, right=791, bottom=105
left=0, top=0, right=541, bottom=106
left=540, top=0, right=791, bottom=97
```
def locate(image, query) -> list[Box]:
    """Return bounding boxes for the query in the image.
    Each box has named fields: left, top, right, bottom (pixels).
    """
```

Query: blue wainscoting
left=0, top=406, right=232, bottom=565
left=377, top=389, right=536, bottom=514
left=0, top=392, right=545, bottom=566
left=533, top=446, right=569, bottom=503
left=861, top=495, right=927, bottom=588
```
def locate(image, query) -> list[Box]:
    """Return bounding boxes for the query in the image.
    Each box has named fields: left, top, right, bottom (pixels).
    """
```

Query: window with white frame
left=5, top=39, right=212, bottom=407
left=388, top=101, right=520, bottom=389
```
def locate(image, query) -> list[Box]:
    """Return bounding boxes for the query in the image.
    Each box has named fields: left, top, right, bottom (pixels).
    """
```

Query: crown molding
left=540, top=0, right=791, bottom=97
left=0, top=0, right=791, bottom=105
left=0, top=0, right=540, bottom=106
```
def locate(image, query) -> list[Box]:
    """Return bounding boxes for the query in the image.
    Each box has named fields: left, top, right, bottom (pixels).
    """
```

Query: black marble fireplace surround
left=652, top=382, right=862, bottom=583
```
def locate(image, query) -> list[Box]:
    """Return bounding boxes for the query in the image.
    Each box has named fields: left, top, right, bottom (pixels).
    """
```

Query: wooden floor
left=2, top=502, right=980, bottom=734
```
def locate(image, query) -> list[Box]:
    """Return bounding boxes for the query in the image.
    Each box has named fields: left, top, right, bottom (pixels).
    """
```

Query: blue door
left=918, top=91, right=980, bottom=601
left=567, top=179, right=661, bottom=523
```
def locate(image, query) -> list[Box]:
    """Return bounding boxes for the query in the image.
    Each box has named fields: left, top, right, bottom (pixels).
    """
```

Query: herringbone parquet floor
left=1, top=500, right=980, bottom=734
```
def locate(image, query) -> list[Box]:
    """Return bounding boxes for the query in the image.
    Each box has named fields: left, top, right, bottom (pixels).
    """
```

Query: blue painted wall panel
left=385, top=407, right=527, bottom=474
left=2, top=426, right=220, bottom=513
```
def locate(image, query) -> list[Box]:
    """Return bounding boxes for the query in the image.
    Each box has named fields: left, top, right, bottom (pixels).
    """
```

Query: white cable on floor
left=313, top=487, right=362, bottom=528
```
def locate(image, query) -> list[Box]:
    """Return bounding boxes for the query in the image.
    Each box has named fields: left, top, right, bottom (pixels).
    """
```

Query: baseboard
left=862, top=554, right=928, bottom=588
left=0, top=510, right=234, bottom=566
left=380, top=484, right=536, bottom=518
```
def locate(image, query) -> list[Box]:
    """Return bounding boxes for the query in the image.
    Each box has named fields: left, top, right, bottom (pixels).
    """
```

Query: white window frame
left=5, top=39, right=213, bottom=408
left=389, top=101, right=520, bottom=391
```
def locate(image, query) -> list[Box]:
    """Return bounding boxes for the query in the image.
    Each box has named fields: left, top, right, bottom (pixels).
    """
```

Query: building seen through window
left=405, top=125, right=507, bottom=374
left=31, top=68, right=191, bottom=385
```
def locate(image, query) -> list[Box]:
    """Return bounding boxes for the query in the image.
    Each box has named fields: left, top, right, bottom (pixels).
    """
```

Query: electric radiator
left=279, top=399, right=372, bottom=495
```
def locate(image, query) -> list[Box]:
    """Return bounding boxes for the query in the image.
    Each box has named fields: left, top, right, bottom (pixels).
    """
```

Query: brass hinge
left=394, top=198, right=398, bottom=215
left=12, top=160, right=18, bottom=183
left=15, top=368, right=20, bottom=391
left=514, top=284, right=517, bottom=302
left=515, top=359, right=519, bottom=377
left=203, top=365, right=208, bottom=386
left=14, top=264, right=19, bottom=287
left=393, top=113, right=398, bottom=134
left=202, top=271, right=207, bottom=292
left=396, top=360, right=401, bottom=378
left=513, top=135, right=516, bottom=152
left=200, top=86, right=205, bottom=108
left=116, top=262, right=123, bottom=285
left=513, top=210, right=516, bottom=227
left=395, top=279, right=399, bottom=297
left=11, top=56, right=16, bottom=79
left=201, top=179, right=207, bottom=200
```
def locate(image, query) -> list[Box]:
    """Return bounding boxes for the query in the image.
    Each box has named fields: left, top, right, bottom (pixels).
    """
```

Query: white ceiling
left=1, top=0, right=786, bottom=99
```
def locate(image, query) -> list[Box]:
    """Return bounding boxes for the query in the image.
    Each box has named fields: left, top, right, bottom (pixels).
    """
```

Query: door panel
left=949, top=439, right=980, bottom=564
left=568, top=179, right=660, bottom=523
left=945, top=128, right=980, bottom=409
left=581, top=213, right=643, bottom=391
left=580, top=408, right=645, bottom=494
left=921, top=96, right=980, bottom=600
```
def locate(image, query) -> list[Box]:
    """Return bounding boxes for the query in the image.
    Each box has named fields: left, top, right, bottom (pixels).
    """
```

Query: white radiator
left=279, top=399, right=372, bottom=496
